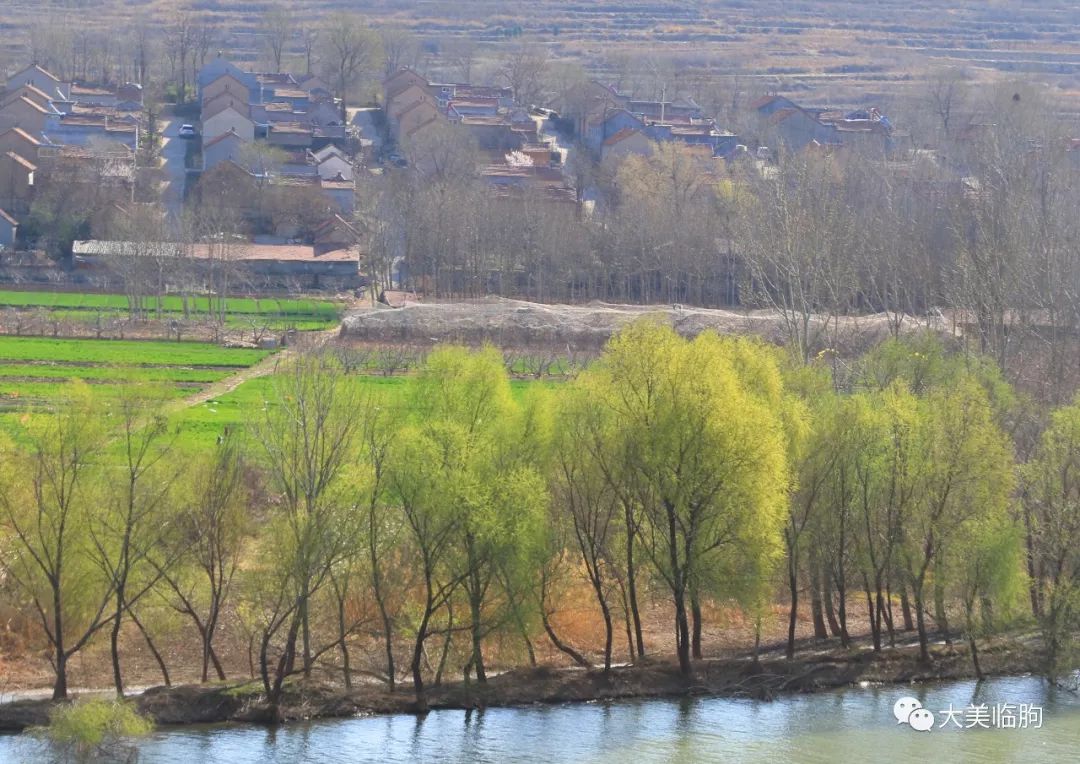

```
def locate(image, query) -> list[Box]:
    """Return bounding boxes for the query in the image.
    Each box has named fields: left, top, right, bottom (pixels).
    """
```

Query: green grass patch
left=0, top=337, right=271, bottom=367
left=0, top=363, right=232, bottom=384
left=0, top=290, right=341, bottom=319
left=169, top=374, right=555, bottom=450
left=0, top=381, right=192, bottom=403
left=35, top=310, right=338, bottom=333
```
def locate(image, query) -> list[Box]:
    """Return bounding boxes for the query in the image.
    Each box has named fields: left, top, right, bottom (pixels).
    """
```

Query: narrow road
left=173, top=327, right=339, bottom=411
left=159, top=118, right=189, bottom=221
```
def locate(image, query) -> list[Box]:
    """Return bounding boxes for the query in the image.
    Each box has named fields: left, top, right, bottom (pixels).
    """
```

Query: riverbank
left=0, top=631, right=1047, bottom=731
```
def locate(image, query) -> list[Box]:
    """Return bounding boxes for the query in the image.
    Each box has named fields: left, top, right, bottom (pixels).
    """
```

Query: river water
left=1, top=675, right=1076, bottom=762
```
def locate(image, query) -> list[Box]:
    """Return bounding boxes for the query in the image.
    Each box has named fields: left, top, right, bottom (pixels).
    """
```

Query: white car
left=178, top=124, right=197, bottom=139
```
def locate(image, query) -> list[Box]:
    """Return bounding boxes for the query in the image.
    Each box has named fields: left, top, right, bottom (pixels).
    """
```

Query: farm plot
left=0, top=337, right=274, bottom=418
left=173, top=373, right=555, bottom=450
left=0, top=290, right=343, bottom=331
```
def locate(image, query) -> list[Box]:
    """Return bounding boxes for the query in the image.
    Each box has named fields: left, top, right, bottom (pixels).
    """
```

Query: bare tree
left=442, top=37, right=477, bottom=83
left=322, top=13, right=383, bottom=121
left=380, top=27, right=421, bottom=78
left=261, top=3, right=294, bottom=72
left=498, top=43, right=549, bottom=106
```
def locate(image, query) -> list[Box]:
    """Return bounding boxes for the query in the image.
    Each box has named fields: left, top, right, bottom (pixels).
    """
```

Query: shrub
left=41, top=699, right=153, bottom=760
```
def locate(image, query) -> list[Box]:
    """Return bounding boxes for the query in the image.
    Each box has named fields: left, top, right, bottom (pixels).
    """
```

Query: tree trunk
left=625, top=523, right=645, bottom=657
left=823, top=574, right=841, bottom=638
left=1023, top=505, right=1041, bottom=618
left=53, top=651, right=68, bottom=701
left=434, top=600, right=454, bottom=688
left=411, top=605, right=431, bottom=708
left=130, top=608, right=170, bottom=687
left=809, top=567, right=827, bottom=639
left=301, top=594, right=312, bottom=678
left=933, top=576, right=951, bottom=645
left=268, top=617, right=301, bottom=724
left=467, top=550, right=487, bottom=683
left=864, top=581, right=881, bottom=652
left=900, top=586, right=914, bottom=631
left=337, top=593, right=352, bottom=689
left=786, top=563, right=799, bottom=659
left=209, top=643, right=226, bottom=681
left=542, top=610, right=591, bottom=668
left=674, top=587, right=692, bottom=676
left=589, top=573, right=614, bottom=672
left=371, top=532, right=396, bottom=690
left=690, top=592, right=703, bottom=660
left=619, top=581, right=635, bottom=662
left=913, top=584, right=930, bottom=663
left=836, top=573, right=850, bottom=648
left=111, top=595, right=125, bottom=697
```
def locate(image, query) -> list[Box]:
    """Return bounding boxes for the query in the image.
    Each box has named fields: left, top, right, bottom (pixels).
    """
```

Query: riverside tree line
left=2, top=322, right=1080, bottom=719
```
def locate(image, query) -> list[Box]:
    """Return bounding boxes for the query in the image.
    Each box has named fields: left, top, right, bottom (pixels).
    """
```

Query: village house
left=0, top=208, right=17, bottom=249
left=383, top=68, right=430, bottom=105
left=0, top=150, right=35, bottom=214
left=751, top=95, right=898, bottom=155
left=203, top=103, right=255, bottom=143
left=72, top=238, right=362, bottom=290
left=318, top=178, right=355, bottom=214
left=0, top=127, right=44, bottom=163
left=198, top=57, right=258, bottom=102
left=601, top=127, right=653, bottom=161
left=268, top=122, right=314, bottom=150
left=45, top=115, right=138, bottom=150
left=202, top=91, right=251, bottom=122
left=278, top=149, right=318, bottom=177
left=311, top=145, right=353, bottom=181
left=386, top=83, right=438, bottom=124
left=1, top=83, right=55, bottom=112
left=5, top=64, right=70, bottom=102
left=312, top=214, right=359, bottom=252
left=202, top=128, right=248, bottom=171
left=202, top=72, right=251, bottom=107
left=0, top=96, right=53, bottom=136
left=383, top=68, right=526, bottom=147
left=396, top=99, right=440, bottom=140
left=68, top=84, right=118, bottom=108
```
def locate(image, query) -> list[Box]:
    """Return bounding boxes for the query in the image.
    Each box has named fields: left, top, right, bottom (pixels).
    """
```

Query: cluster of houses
left=751, top=95, right=899, bottom=155
left=196, top=56, right=360, bottom=218
left=75, top=56, right=374, bottom=290
left=0, top=64, right=144, bottom=249
left=567, top=80, right=741, bottom=161
left=382, top=68, right=576, bottom=202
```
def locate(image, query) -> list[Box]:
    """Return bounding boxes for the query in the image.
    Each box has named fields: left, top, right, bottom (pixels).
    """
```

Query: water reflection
left=0, top=676, right=1075, bottom=763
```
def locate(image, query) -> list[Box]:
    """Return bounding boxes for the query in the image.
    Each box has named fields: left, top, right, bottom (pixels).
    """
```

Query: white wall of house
left=0, top=216, right=16, bottom=248
left=203, top=134, right=246, bottom=170
left=202, top=108, right=255, bottom=143
left=316, top=154, right=353, bottom=181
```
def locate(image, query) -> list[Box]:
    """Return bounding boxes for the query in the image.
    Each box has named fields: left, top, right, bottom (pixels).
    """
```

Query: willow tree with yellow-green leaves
left=391, top=346, right=549, bottom=705
left=0, top=384, right=112, bottom=700
left=573, top=321, right=790, bottom=676
left=1023, top=394, right=1080, bottom=683
left=898, top=376, right=1015, bottom=662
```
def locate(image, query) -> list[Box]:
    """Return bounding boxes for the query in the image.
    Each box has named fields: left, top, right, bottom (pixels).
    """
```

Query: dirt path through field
left=172, top=328, right=339, bottom=411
